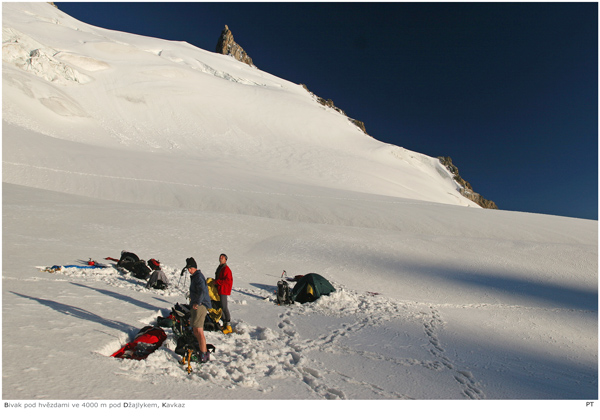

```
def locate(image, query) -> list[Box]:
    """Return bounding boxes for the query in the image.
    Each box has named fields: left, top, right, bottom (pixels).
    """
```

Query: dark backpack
left=175, top=335, right=215, bottom=357
left=118, top=252, right=139, bottom=270
left=276, top=279, right=293, bottom=305
left=175, top=334, right=199, bottom=356
left=131, top=260, right=150, bottom=280
left=170, top=302, right=219, bottom=333
left=171, top=303, right=217, bottom=359
left=117, top=252, right=150, bottom=280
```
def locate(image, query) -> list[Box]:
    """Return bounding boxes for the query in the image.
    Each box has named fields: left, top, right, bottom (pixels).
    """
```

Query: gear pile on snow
left=277, top=272, right=336, bottom=304
left=168, top=303, right=216, bottom=373
left=111, top=326, right=167, bottom=360
left=115, top=251, right=151, bottom=280
left=276, top=271, right=293, bottom=305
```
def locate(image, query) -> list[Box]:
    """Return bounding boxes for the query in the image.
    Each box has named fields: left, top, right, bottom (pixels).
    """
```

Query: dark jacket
left=189, top=270, right=212, bottom=309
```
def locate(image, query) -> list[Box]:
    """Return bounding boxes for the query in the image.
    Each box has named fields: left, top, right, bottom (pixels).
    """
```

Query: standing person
left=215, top=253, right=233, bottom=334
left=184, top=257, right=212, bottom=363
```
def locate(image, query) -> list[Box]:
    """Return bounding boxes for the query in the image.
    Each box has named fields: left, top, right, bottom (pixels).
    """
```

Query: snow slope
left=2, top=3, right=598, bottom=417
left=2, top=2, right=474, bottom=210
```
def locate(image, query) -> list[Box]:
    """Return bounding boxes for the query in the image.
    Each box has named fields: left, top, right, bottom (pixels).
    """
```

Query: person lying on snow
left=146, top=258, right=169, bottom=290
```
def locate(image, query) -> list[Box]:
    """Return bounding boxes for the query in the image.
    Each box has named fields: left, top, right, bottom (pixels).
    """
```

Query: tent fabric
left=290, top=273, right=335, bottom=304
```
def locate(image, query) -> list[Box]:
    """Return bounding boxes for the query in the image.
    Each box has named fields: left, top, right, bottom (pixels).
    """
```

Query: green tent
left=291, top=273, right=336, bottom=304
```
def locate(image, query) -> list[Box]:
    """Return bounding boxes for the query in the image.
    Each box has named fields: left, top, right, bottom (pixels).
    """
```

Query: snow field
left=2, top=181, right=597, bottom=403
left=2, top=3, right=597, bottom=415
left=28, top=262, right=485, bottom=400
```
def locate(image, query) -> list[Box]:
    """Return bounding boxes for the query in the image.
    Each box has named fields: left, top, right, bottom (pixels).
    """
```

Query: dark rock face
left=215, top=25, right=254, bottom=67
left=301, top=84, right=368, bottom=135
left=438, top=156, right=498, bottom=209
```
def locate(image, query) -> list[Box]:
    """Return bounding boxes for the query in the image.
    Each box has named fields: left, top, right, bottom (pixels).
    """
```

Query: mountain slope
left=2, top=2, right=475, bottom=213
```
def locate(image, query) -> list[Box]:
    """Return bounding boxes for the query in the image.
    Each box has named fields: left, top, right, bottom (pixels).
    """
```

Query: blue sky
left=55, top=2, right=598, bottom=220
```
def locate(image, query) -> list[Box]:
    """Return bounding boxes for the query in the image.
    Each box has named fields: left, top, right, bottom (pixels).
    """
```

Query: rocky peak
left=213, top=26, right=366, bottom=134
left=438, top=156, right=498, bottom=209
left=215, top=25, right=254, bottom=67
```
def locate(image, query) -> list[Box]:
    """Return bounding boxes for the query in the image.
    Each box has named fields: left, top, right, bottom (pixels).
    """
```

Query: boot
left=199, top=351, right=210, bottom=364
left=222, top=323, right=233, bottom=334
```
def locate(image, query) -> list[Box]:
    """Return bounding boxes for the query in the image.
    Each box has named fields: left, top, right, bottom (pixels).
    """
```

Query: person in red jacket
left=215, top=253, right=233, bottom=334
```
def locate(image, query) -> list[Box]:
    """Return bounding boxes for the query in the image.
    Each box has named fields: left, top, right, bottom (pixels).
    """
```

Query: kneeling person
left=146, top=259, right=168, bottom=290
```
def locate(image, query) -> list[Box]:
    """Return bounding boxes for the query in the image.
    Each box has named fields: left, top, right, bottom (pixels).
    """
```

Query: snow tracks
left=422, top=307, right=484, bottom=399
left=44, top=266, right=485, bottom=399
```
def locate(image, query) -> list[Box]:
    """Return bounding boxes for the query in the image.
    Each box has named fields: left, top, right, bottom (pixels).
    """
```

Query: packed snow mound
left=2, top=2, right=476, bottom=211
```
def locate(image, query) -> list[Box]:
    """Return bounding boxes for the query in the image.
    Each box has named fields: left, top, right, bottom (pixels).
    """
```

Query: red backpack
left=148, top=258, right=160, bottom=270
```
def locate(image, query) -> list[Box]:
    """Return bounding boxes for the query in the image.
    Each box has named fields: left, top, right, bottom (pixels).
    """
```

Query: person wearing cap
left=215, top=253, right=234, bottom=334
left=184, top=257, right=212, bottom=363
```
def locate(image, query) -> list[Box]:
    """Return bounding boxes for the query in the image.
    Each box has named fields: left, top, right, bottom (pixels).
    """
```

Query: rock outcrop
left=214, top=27, right=366, bottom=134
left=215, top=25, right=254, bottom=67
left=438, top=156, right=498, bottom=209
left=301, top=84, right=368, bottom=135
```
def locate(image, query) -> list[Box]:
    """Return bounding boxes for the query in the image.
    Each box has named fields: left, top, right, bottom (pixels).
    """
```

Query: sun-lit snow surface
left=2, top=2, right=597, bottom=408
left=2, top=2, right=474, bottom=210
